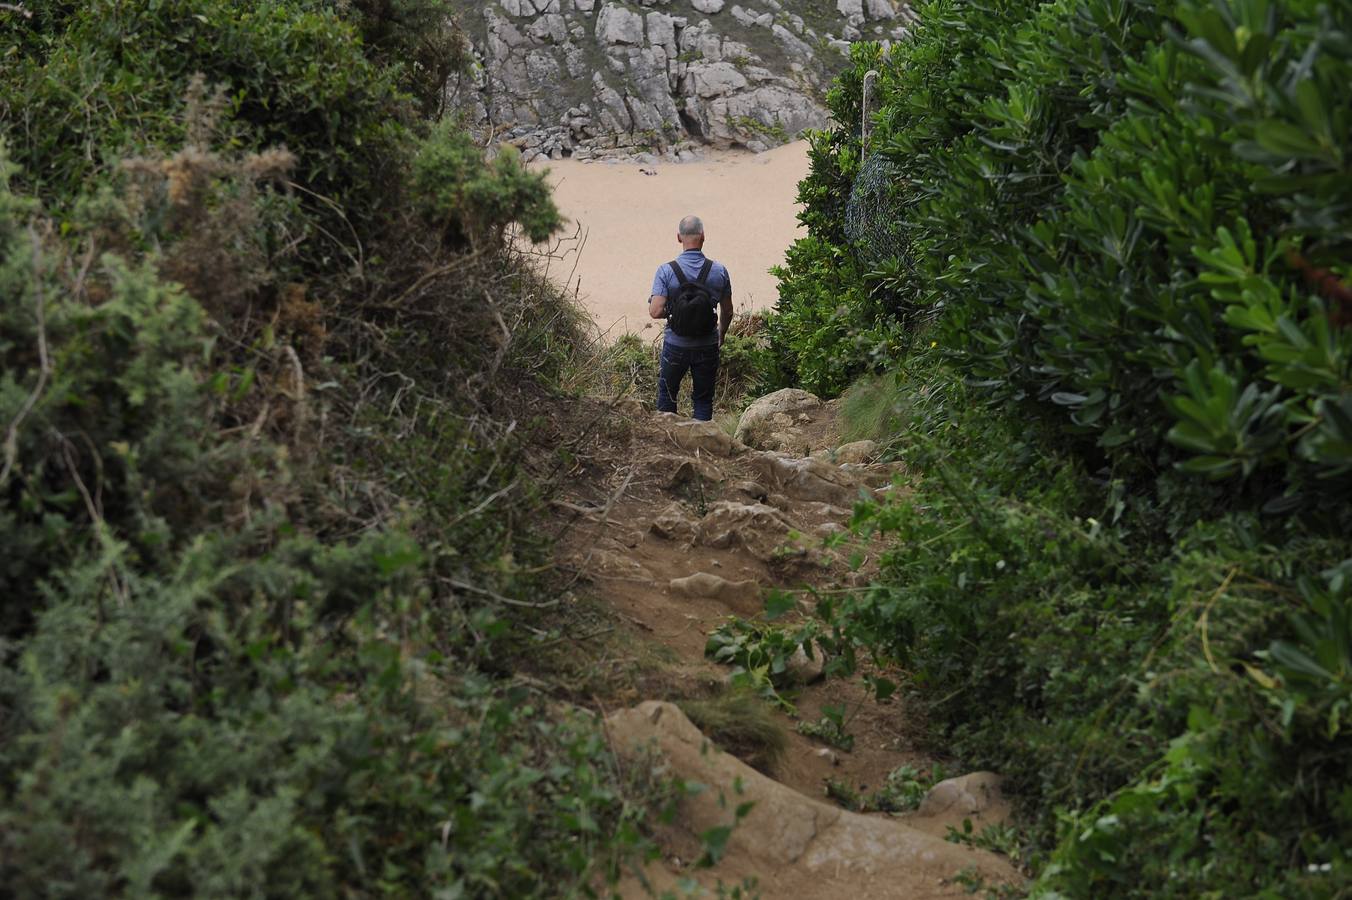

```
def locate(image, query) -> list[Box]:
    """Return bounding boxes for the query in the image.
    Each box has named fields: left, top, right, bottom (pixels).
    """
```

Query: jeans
left=656, top=341, right=719, bottom=421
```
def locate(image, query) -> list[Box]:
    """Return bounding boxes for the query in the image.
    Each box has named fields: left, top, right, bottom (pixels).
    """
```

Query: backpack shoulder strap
left=694, top=259, right=714, bottom=285
left=668, top=260, right=688, bottom=285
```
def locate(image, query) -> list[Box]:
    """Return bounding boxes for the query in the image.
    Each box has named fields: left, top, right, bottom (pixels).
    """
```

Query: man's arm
left=718, top=293, right=733, bottom=343
left=649, top=295, right=667, bottom=319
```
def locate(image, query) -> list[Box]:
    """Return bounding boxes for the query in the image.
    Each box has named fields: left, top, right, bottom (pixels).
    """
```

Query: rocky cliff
left=445, top=0, right=912, bottom=162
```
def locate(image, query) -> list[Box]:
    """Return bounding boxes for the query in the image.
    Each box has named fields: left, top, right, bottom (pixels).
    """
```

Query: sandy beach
left=528, top=141, right=811, bottom=339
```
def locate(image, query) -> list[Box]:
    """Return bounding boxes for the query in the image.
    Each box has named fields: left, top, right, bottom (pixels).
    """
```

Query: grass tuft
left=838, top=370, right=909, bottom=444
left=678, top=688, right=789, bottom=774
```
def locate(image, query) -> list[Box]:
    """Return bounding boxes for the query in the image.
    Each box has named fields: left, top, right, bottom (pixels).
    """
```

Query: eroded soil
left=547, top=397, right=1021, bottom=898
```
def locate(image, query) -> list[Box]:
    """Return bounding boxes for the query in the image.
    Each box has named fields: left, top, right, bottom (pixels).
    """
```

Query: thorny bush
left=0, top=1, right=663, bottom=895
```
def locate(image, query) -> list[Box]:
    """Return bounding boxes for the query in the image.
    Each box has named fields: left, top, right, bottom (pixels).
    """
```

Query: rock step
left=606, top=702, right=1021, bottom=898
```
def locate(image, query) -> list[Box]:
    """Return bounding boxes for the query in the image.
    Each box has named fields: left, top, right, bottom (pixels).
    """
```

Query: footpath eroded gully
left=547, top=389, right=1023, bottom=898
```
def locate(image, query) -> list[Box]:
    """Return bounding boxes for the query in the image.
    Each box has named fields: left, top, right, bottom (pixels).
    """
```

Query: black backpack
left=665, top=259, right=718, bottom=337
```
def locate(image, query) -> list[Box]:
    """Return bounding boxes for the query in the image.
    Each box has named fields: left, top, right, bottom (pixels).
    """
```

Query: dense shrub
left=412, top=121, right=563, bottom=247
left=0, top=2, right=654, bottom=895
left=772, top=0, right=1352, bottom=893
left=780, top=0, right=1352, bottom=513
left=0, top=0, right=406, bottom=223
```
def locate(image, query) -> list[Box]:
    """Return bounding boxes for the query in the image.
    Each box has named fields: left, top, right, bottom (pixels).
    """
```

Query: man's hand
left=718, top=294, right=734, bottom=344
left=649, top=294, right=667, bottom=319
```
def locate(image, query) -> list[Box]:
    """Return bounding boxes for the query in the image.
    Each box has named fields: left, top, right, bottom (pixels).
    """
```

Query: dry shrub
left=121, top=74, right=296, bottom=326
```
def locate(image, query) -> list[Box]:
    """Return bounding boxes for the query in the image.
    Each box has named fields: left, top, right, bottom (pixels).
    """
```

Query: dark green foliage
left=0, top=149, right=651, bottom=895
left=821, top=361, right=1352, bottom=895
left=779, top=0, right=1352, bottom=510
left=0, top=530, right=648, bottom=897
left=758, top=237, right=899, bottom=396
left=768, top=0, right=1352, bottom=892
left=344, top=0, right=472, bottom=118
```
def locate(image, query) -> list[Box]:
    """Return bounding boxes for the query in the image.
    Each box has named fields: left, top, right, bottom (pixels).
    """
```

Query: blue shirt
left=651, top=249, right=732, bottom=348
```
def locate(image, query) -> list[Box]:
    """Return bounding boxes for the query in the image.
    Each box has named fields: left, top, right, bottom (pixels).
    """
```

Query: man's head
left=677, top=215, right=705, bottom=250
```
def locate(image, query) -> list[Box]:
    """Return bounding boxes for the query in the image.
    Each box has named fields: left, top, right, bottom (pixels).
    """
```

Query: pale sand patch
left=530, top=141, right=810, bottom=340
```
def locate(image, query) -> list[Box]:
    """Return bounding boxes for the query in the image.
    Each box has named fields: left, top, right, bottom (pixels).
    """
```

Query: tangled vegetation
left=763, top=0, right=1352, bottom=894
left=0, top=1, right=660, bottom=895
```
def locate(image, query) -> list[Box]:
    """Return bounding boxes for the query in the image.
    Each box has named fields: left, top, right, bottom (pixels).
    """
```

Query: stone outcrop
left=445, top=0, right=916, bottom=162
left=917, top=771, right=1004, bottom=819
left=606, top=703, right=1021, bottom=896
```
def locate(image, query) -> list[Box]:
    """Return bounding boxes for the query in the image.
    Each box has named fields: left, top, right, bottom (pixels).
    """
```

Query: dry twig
left=1, top=228, right=52, bottom=486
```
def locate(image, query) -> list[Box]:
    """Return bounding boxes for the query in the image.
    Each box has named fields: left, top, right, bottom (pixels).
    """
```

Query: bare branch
left=1, top=228, right=53, bottom=487
left=445, top=577, right=559, bottom=610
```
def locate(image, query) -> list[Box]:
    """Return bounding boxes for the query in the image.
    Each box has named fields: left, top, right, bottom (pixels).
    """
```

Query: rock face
left=444, top=0, right=916, bottom=162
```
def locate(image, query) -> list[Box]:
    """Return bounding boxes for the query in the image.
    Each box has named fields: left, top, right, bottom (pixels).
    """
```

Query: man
left=648, top=215, right=734, bottom=421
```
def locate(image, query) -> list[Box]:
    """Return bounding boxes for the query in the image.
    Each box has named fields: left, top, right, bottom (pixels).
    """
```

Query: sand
left=528, top=141, right=811, bottom=339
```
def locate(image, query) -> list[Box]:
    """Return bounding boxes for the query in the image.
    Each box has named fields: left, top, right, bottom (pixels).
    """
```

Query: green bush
left=0, top=0, right=660, bottom=891
left=759, top=236, right=898, bottom=397
left=411, top=121, right=563, bottom=247
left=823, top=360, right=1352, bottom=894
left=0, top=148, right=654, bottom=895
left=801, top=0, right=1352, bottom=512
left=1, top=0, right=406, bottom=221
left=774, top=2, right=1352, bottom=880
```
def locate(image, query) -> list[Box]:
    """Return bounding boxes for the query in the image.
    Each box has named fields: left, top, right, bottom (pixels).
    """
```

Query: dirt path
left=550, top=393, right=1023, bottom=898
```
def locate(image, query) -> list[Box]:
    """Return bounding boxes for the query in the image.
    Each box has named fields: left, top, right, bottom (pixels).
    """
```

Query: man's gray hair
left=678, top=215, right=704, bottom=236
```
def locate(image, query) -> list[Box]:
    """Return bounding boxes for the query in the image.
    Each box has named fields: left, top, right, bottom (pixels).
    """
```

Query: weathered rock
left=785, top=644, right=825, bottom=684
left=866, top=0, right=897, bottom=19
left=918, top=772, right=1005, bottom=819
left=661, top=416, right=741, bottom=457
left=447, top=0, right=859, bottom=157
left=606, top=703, right=1021, bottom=896
left=728, top=479, right=769, bottom=502
left=591, top=549, right=655, bottom=581
left=834, top=439, right=878, bottom=465
left=763, top=495, right=850, bottom=522
left=670, top=572, right=760, bottom=604
left=697, top=500, right=793, bottom=556
left=646, top=453, right=725, bottom=490
left=735, top=388, right=823, bottom=450
left=596, top=3, right=644, bottom=44
left=749, top=453, right=859, bottom=506
left=650, top=501, right=698, bottom=542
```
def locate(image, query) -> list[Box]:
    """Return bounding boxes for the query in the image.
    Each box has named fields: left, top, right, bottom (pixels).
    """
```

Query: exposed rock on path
left=550, top=390, right=1021, bottom=896
left=607, top=702, right=1018, bottom=898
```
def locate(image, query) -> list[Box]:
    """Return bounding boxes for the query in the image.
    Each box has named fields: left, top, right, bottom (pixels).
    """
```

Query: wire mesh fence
left=844, top=151, right=909, bottom=266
